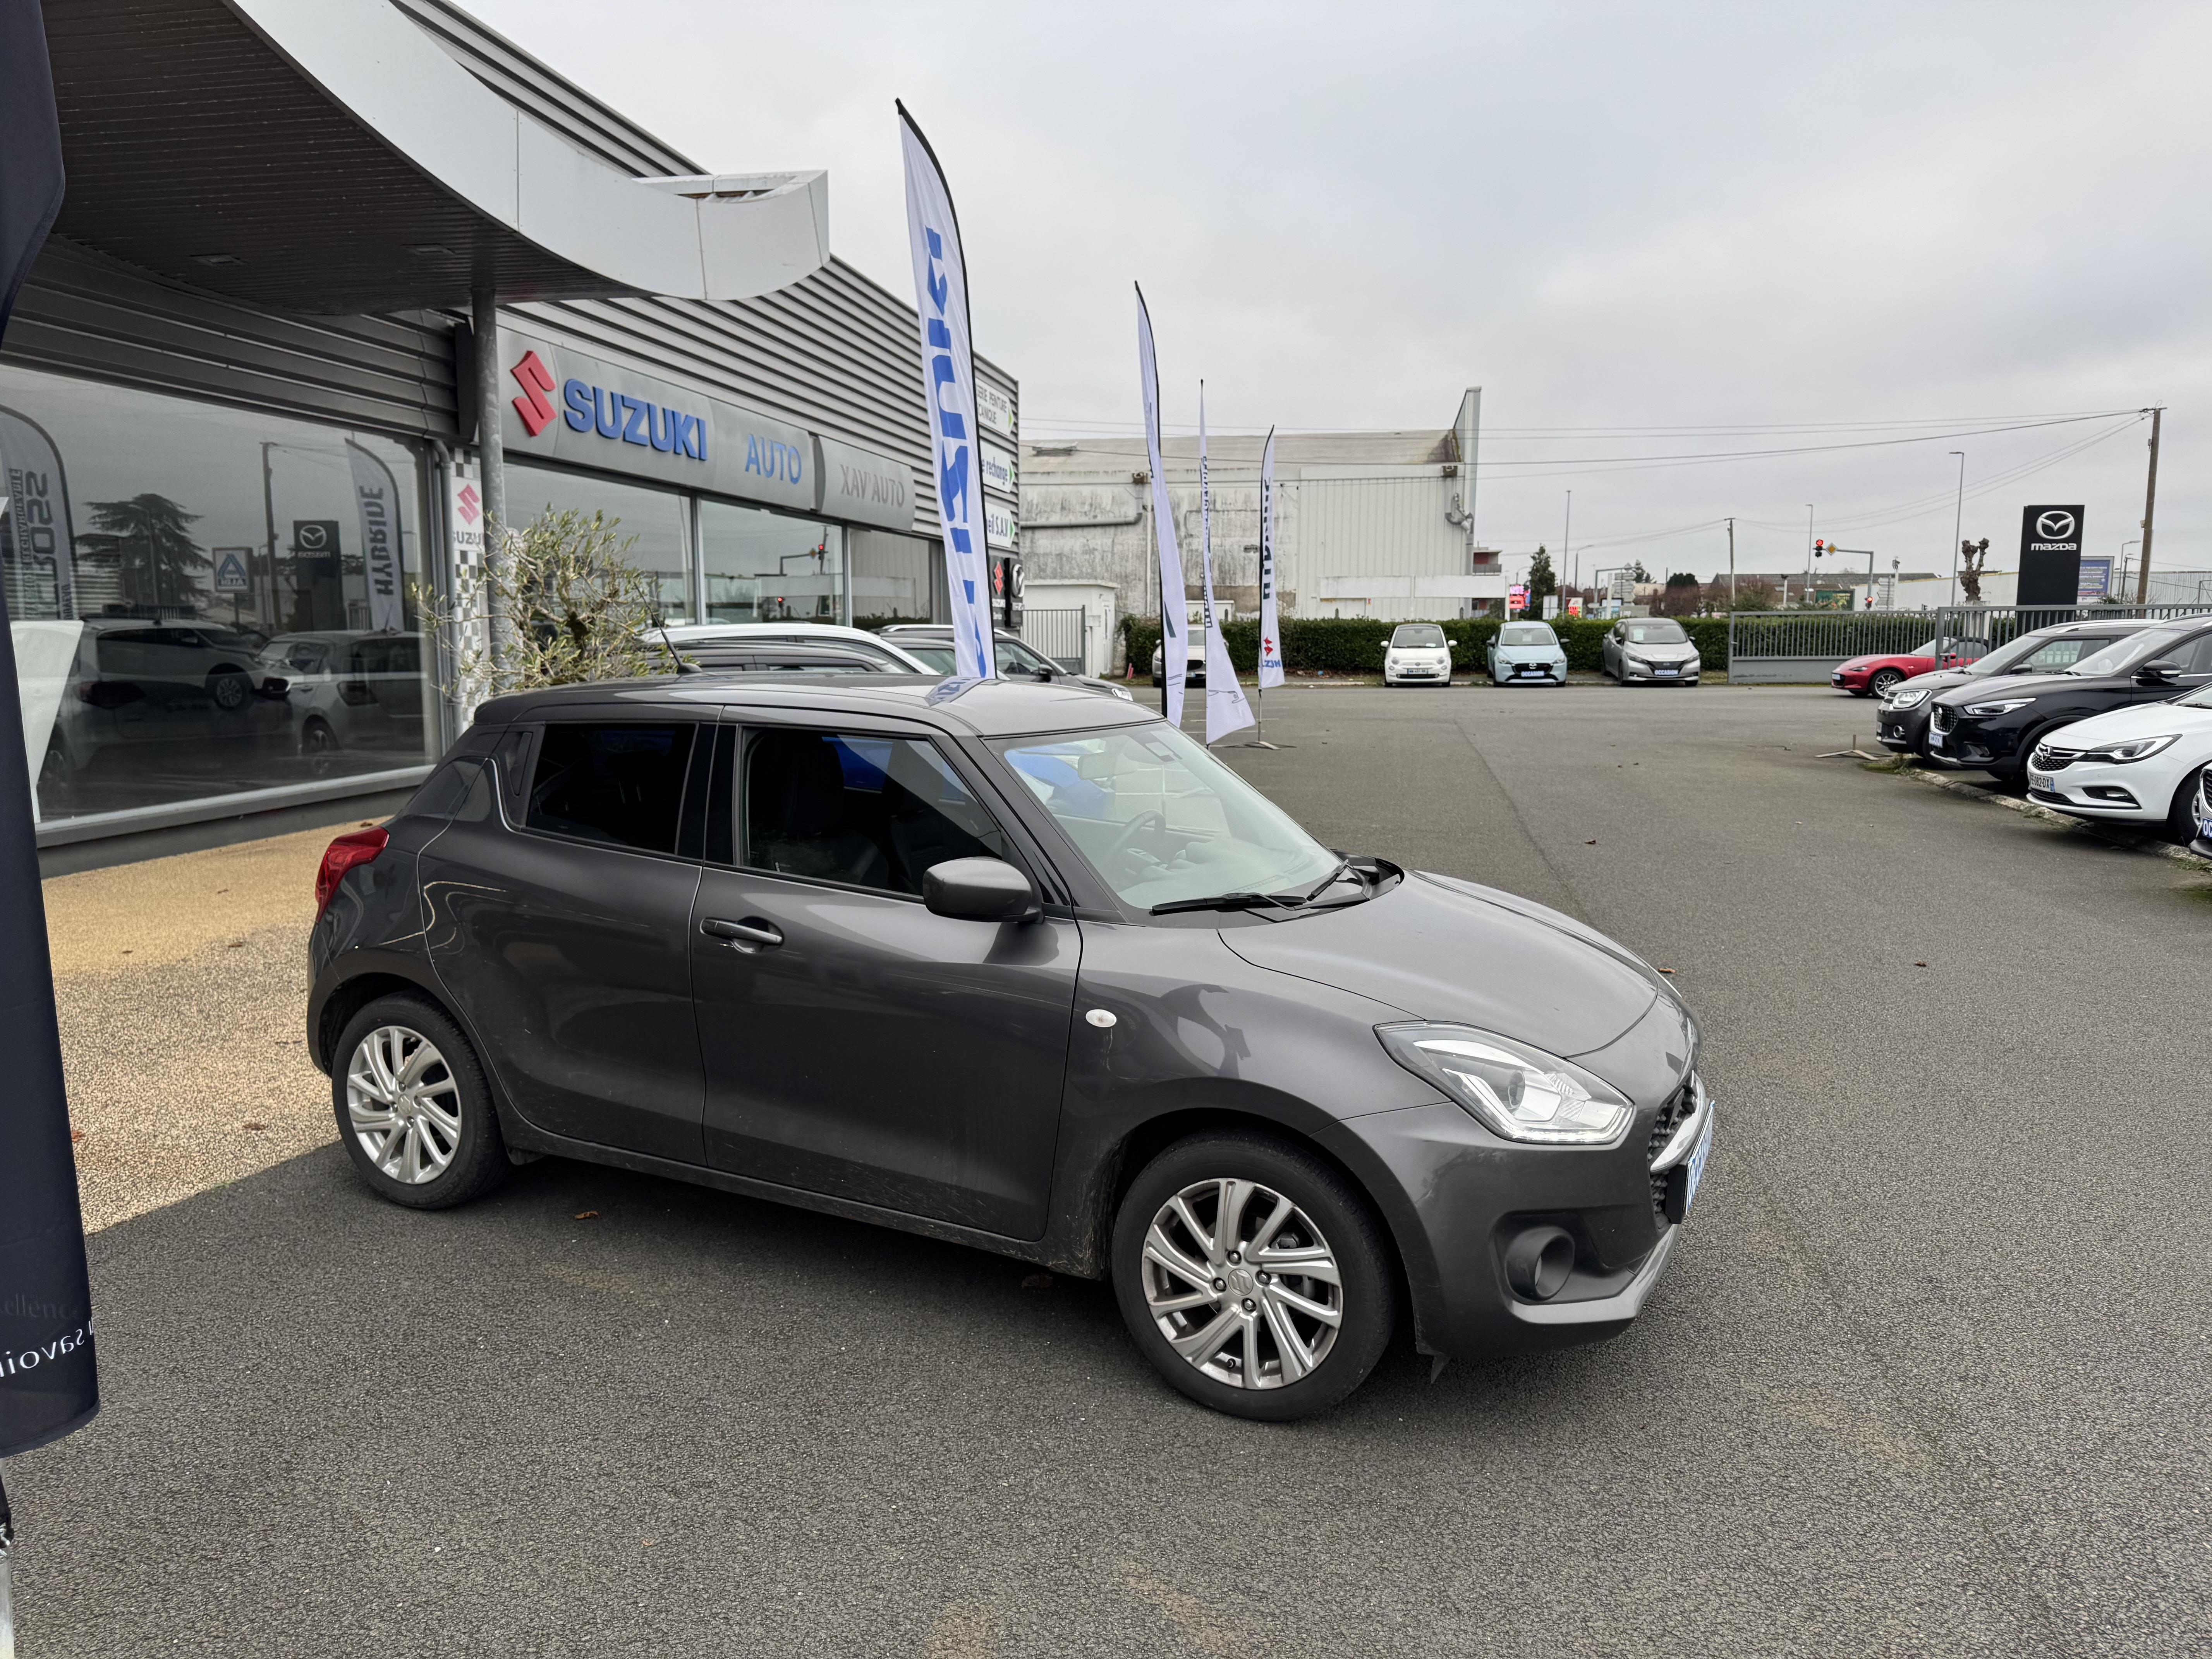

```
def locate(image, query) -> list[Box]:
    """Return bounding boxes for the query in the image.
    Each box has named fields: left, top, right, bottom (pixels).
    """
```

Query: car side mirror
left=2135, top=659, right=2182, bottom=685
left=923, top=856, right=1041, bottom=923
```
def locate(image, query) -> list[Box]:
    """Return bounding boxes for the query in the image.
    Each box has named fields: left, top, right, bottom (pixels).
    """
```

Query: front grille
left=1646, top=1075, right=1698, bottom=1217
left=2031, top=745, right=2079, bottom=772
left=2199, top=767, right=2212, bottom=818
left=1930, top=704, right=1958, bottom=734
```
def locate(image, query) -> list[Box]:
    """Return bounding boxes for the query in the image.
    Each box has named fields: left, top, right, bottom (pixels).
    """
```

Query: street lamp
left=1946, top=451, right=1966, bottom=610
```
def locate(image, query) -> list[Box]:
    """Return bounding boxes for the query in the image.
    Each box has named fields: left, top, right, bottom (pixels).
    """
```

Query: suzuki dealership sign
left=2018, top=503, right=2085, bottom=607
left=496, top=331, right=911, bottom=526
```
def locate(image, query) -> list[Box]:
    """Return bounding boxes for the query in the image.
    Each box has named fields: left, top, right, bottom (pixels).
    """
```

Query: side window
left=2022, top=639, right=2092, bottom=671
left=526, top=723, right=696, bottom=853
left=2176, top=632, right=2212, bottom=677
left=742, top=728, right=1010, bottom=895
left=404, top=757, right=479, bottom=821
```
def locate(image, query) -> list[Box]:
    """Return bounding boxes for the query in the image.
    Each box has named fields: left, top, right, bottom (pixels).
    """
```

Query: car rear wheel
left=1868, top=668, right=1905, bottom=697
left=332, top=994, right=509, bottom=1210
left=1111, top=1132, right=1395, bottom=1420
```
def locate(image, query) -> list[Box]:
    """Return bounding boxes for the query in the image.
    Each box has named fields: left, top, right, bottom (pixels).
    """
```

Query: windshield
left=1498, top=624, right=1554, bottom=646
left=1621, top=620, right=1688, bottom=644
left=997, top=638, right=1059, bottom=673
left=2069, top=629, right=2188, bottom=678
left=1390, top=625, right=1446, bottom=648
left=1967, top=630, right=2126, bottom=677
left=999, top=724, right=1340, bottom=910
left=901, top=644, right=957, bottom=673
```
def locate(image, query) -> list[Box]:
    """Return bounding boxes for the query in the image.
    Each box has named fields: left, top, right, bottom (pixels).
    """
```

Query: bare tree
left=1959, top=538, right=1993, bottom=602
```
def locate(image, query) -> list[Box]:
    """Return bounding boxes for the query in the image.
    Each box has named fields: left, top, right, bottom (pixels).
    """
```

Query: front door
left=690, top=723, right=1078, bottom=1238
left=422, top=718, right=707, bottom=1163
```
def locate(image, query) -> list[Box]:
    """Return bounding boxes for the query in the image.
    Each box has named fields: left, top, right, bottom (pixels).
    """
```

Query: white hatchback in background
left=2026, top=684, right=2212, bottom=843
left=1488, top=621, right=1569, bottom=686
left=1383, top=623, right=1454, bottom=687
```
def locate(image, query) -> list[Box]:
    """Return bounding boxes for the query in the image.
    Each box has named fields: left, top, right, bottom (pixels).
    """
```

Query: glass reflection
left=508, top=462, right=693, bottom=623
left=700, top=499, right=841, bottom=623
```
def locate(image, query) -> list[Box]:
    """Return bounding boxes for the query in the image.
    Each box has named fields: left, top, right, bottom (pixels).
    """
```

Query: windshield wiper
left=1150, top=891, right=1295, bottom=916
left=1294, top=855, right=1357, bottom=905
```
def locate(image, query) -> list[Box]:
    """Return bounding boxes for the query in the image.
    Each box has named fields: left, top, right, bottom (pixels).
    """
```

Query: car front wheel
left=1111, top=1132, right=1395, bottom=1420
left=2166, top=766, right=2209, bottom=845
left=332, top=994, right=510, bottom=1210
left=1868, top=668, right=1904, bottom=697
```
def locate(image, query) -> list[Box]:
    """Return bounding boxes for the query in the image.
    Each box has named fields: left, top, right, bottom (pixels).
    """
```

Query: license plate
left=1682, top=1110, right=1713, bottom=1216
left=1656, top=667, right=1678, bottom=677
left=2199, top=815, right=2212, bottom=841
left=2028, top=770, right=2056, bottom=794
left=1929, top=728, right=1945, bottom=749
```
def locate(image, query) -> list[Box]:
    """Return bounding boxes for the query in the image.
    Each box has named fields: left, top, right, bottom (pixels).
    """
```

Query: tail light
left=314, top=827, right=388, bottom=920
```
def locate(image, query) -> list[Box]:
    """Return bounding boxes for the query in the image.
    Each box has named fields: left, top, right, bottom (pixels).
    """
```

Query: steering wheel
left=1106, top=810, right=1169, bottom=862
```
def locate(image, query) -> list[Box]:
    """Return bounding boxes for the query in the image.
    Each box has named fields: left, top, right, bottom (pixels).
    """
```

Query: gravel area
left=45, top=819, right=371, bottom=1231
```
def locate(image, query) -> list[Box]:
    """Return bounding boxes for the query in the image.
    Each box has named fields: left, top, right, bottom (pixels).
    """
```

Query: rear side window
left=527, top=723, right=696, bottom=852
left=742, top=729, right=1008, bottom=894
left=404, top=757, right=479, bottom=821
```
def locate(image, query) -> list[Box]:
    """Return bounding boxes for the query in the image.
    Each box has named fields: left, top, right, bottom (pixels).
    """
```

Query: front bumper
left=1494, top=657, right=1567, bottom=683
left=1385, top=658, right=1453, bottom=684
left=1623, top=662, right=1700, bottom=683
left=2025, top=758, right=2165, bottom=821
left=1324, top=1079, right=1709, bottom=1360
left=1925, top=714, right=2025, bottom=771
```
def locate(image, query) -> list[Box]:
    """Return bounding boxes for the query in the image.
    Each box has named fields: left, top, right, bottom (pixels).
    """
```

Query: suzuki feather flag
left=1197, top=387, right=1254, bottom=744
left=1135, top=287, right=1185, bottom=725
left=1257, top=428, right=1283, bottom=690
left=0, top=0, right=100, bottom=1466
left=898, top=103, right=994, bottom=683
left=345, top=440, right=405, bottom=634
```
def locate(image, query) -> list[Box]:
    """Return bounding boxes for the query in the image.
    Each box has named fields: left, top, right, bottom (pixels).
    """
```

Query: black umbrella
left=0, top=0, right=97, bottom=1645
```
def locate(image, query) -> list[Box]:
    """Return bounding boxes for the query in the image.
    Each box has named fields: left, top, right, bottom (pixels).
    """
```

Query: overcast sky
left=470, top=0, right=2209, bottom=586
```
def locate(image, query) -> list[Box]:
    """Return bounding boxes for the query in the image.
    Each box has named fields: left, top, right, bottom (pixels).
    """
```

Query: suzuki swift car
left=1877, top=620, right=2157, bottom=758
left=2025, top=684, right=2212, bottom=843
left=308, top=676, right=1710, bottom=1420
left=1924, top=621, right=2212, bottom=782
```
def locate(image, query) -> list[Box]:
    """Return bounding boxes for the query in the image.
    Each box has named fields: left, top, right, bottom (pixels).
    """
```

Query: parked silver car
left=1601, top=618, right=1700, bottom=685
left=1488, top=621, right=1569, bottom=686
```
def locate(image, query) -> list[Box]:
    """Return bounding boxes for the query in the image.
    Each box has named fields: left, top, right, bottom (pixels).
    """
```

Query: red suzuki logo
left=510, top=350, right=556, bottom=436
left=453, top=482, right=481, bottom=526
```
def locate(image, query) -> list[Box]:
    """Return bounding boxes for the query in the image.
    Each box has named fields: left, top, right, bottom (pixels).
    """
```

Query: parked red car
left=1831, top=635, right=1990, bottom=697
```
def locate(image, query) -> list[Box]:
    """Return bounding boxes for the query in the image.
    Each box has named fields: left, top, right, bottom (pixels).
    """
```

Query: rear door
left=422, top=716, right=708, bottom=1163
left=688, top=718, right=1079, bottom=1237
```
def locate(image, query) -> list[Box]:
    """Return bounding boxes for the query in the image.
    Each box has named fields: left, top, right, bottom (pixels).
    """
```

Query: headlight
left=1376, top=1024, right=1633, bottom=1146
left=1109, top=684, right=1134, bottom=701
left=1624, top=654, right=1648, bottom=670
left=2090, top=733, right=2178, bottom=763
left=1962, top=697, right=2034, bottom=716
left=1887, top=687, right=1930, bottom=709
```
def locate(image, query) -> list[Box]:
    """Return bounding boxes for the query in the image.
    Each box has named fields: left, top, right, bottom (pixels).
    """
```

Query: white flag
left=1135, top=286, right=1185, bottom=726
left=899, top=103, right=995, bottom=683
left=346, top=440, right=405, bottom=633
left=1257, top=427, right=1283, bottom=690
left=1198, top=386, right=1254, bottom=744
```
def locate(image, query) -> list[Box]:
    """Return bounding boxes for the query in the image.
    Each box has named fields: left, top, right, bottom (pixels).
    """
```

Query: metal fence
left=1724, top=604, right=2212, bottom=683
left=1020, top=607, right=1089, bottom=674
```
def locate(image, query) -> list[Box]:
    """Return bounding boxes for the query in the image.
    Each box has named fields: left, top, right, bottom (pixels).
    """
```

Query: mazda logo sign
left=2036, top=510, right=2076, bottom=540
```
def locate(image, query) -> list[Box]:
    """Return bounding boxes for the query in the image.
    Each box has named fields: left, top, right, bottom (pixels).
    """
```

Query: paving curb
left=1872, top=759, right=2212, bottom=873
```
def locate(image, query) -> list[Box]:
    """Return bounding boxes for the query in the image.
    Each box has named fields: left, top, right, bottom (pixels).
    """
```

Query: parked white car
left=1487, top=621, right=1568, bottom=686
left=655, top=622, right=934, bottom=673
left=2026, top=684, right=2212, bottom=842
left=1382, top=623, right=1453, bottom=687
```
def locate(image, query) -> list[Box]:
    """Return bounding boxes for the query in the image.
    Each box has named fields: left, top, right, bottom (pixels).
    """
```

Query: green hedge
left=1116, top=615, right=1729, bottom=676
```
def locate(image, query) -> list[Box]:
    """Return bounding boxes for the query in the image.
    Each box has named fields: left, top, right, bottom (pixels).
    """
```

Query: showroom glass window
left=508, top=462, right=693, bottom=623
left=700, top=498, right=843, bottom=625
left=849, top=528, right=944, bottom=627
left=0, top=364, right=433, bottom=826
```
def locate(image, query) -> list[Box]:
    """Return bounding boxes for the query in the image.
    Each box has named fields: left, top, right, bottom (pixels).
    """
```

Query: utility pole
left=1803, top=504, right=1814, bottom=610
left=1561, top=490, right=1573, bottom=601
left=1946, top=451, right=1965, bottom=609
left=2135, top=405, right=2164, bottom=604
left=1726, top=517, right=1736, bottom=612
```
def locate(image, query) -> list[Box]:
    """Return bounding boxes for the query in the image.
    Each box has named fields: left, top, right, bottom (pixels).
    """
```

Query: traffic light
left=1813, top=538, right=1827, bottom=559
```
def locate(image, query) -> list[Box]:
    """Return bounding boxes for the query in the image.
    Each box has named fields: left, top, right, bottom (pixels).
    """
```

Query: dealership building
left=3, top=0, right=1019, bottom=867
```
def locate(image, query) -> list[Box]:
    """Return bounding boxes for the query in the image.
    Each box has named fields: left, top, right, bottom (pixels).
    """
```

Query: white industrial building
left=1018, top=390, right=1500, bottom=666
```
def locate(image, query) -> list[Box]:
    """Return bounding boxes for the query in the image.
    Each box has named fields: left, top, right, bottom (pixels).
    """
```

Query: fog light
left=1503, top=1225, right=1576, bottom=1301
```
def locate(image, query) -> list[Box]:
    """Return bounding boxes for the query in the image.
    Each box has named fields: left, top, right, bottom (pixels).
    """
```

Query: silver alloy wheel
left=345, top=1024, right=463, bottom=1185
left=1140, top=1178, right=1344, bottom=1389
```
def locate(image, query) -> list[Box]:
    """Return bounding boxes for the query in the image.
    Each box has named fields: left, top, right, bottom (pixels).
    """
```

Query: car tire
left=331, top=994, right=510, bottom=1211
left=1868, top=668, right=1905, bottom=698
left=2166, top=766, right=2209, bottom=845
left=1111, top=1131, right=1395, bottom=1421
left=206, top=668, right=252, bottom=712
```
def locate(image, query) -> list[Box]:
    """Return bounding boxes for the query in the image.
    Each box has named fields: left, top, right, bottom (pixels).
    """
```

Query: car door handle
left=701, top=917, right=783, bottom=951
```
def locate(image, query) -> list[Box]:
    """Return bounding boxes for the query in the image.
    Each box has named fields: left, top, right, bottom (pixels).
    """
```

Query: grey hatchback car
left=309, top=675, right=1711, bottom=1419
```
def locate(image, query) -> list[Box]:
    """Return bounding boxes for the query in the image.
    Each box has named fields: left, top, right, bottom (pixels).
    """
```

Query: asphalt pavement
left=13, top=684, right=2211, bottom=1657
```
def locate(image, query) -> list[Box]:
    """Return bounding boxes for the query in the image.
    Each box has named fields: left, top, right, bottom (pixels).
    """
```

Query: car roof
left=472, top=673, right=1158, bottom=739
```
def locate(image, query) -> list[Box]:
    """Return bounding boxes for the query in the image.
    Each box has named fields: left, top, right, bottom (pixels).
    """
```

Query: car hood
left=1932, top=670, right=2127, bottom=707
left=1839, top=654, right=1916, bottom=672
left=1218, top=871, right=1683, bottom=1066
left=2040, top=699, right=2212, bottom=749
left=1494, top=643, right=1565, bottom=658
left=1620, top=642, right=1699, bottom=661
